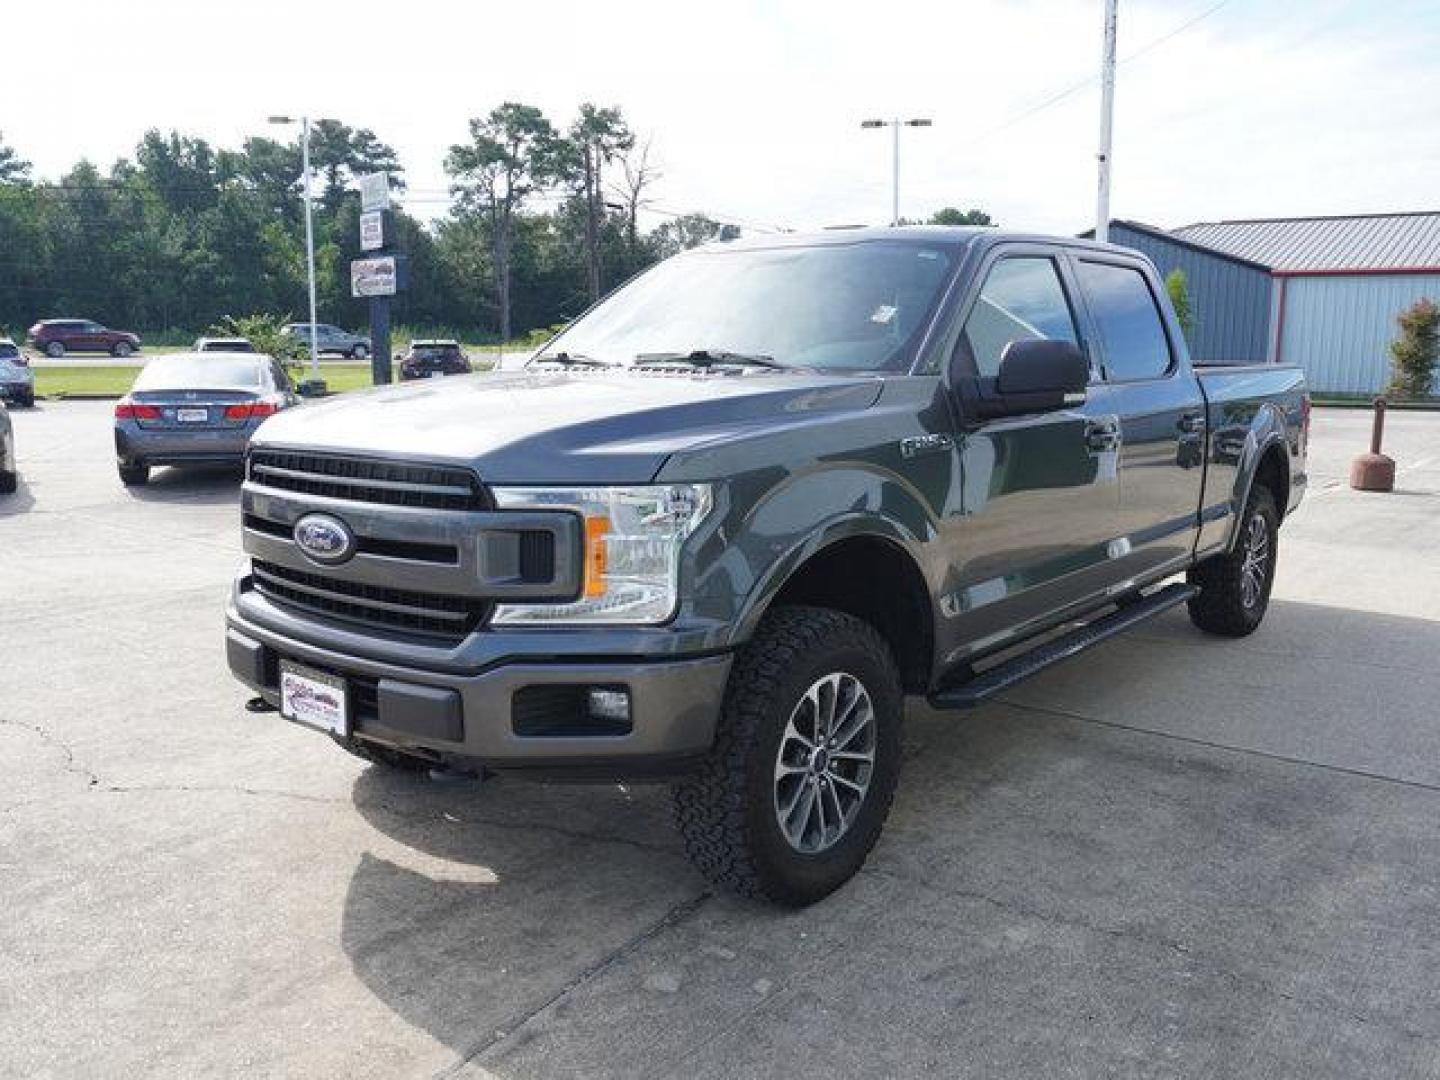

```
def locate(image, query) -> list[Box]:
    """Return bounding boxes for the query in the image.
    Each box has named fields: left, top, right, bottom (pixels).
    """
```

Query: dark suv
left=28, top=319, right=141, bottom=358
left=399, top=339, right=472, bottom=380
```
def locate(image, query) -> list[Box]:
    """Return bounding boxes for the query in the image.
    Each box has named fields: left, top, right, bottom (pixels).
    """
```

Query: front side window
left=958, top=257, right=1079, bottom=377
left=1076, top=261, right=1172, bottom=382
left=543, top=241, right=956, bottom=373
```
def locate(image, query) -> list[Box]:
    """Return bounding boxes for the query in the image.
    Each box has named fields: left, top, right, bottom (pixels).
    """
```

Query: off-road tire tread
left=672, top=605, right=901, bottom=905
left=1187, top=485, right=1278, bottom=637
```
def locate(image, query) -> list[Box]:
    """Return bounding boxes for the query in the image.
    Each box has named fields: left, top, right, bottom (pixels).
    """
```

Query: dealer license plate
left=279, top=661, right=349, bottom=736
left=177, top=407, right=208, bottom=422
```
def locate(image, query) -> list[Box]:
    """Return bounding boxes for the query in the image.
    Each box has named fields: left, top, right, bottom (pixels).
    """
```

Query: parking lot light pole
left=268, top=115, right=323, bottom=387
left=861, top=118, right=933, bottom=226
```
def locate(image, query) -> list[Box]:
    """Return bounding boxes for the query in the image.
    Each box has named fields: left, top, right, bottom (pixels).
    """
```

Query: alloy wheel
left=772, top=671, right=877, bottom=854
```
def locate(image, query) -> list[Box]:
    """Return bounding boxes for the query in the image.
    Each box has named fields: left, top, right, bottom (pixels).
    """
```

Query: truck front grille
left=248, top=450, right=487, bottom=511
left=250, top=559, right=488, bottom=642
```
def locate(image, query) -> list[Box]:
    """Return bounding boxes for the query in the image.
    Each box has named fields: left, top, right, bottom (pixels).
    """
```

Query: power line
left=972, top=0, right=1235, bottom=143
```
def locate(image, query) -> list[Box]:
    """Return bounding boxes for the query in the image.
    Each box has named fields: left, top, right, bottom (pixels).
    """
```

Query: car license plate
left=279, top=661, right=349, bottom=736
left=177, top=407, right=208, bottom=422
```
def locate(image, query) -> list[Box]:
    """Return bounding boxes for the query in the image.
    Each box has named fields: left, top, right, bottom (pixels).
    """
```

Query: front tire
left=1187, top=486, right=1279, bottom=637
left=112, top=341, right=134, bottom=358
left=0, top=469, right=16, bottom=495
left=118, top=461, right=150, bottom=486
left=673, top=605, right=902, bottom=907
left=351, top=344, right=369, bottom=360
left=45, top=341, right=64, bottom=358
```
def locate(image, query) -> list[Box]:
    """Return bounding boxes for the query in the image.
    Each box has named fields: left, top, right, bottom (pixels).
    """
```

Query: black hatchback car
left=399, top=340, right=472, bottom=380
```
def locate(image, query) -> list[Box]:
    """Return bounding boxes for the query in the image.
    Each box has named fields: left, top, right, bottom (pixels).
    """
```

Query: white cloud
left=5, top=0, right=1437, bottom=235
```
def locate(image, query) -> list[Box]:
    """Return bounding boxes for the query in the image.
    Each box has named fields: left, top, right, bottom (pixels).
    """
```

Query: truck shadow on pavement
left=335, top=601, right=1440, bottom=1076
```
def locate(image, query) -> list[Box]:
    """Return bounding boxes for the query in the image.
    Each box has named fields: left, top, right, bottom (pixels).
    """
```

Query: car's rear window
left=133, top=356, right=264, bottom=390
left=413, top=344, right=460, bottom=358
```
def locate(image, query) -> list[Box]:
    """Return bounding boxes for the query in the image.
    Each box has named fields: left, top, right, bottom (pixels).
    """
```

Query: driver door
left=939, top=250, right=1125, bottom=663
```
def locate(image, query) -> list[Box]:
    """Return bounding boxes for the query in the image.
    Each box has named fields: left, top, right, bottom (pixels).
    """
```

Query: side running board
left=927, top=582, right=1197, bottom=710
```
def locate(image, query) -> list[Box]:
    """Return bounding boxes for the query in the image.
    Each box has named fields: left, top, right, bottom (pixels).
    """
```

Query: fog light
left=587, top=688, right=631, bottom=723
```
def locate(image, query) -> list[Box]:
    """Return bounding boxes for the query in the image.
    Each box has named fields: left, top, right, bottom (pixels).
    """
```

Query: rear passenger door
left=1071, top=256, right=1206, bottom=578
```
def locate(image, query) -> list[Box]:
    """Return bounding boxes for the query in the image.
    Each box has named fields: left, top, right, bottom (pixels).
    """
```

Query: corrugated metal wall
left=1279, top=274, right=1440, bottom=394
left=1109, top=223, right=1274, bottom=364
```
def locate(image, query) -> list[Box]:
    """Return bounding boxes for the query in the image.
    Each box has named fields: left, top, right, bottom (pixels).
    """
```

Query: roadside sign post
left=350, top=254, right=406, bottom=386
left=353, top=174, right=400, bottom=385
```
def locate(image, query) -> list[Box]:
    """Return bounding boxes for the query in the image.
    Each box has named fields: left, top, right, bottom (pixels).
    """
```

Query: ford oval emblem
left=293, top=513, right=356, bottom=565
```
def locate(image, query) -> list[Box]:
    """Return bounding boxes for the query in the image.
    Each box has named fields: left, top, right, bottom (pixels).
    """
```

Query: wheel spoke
left=828, top=771, right=866, bottom=797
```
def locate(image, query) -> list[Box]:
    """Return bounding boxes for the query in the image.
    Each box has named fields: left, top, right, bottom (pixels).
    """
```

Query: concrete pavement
left=1, top=403, right=1438, bottom=1078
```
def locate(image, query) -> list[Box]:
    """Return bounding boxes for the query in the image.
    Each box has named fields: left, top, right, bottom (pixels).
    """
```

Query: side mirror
left=985, top=339, right=1089, bottom=415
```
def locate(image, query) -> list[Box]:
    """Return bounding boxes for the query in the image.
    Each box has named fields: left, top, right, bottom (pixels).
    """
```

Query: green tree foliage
left=929, top=207, right=994, bottom=226
left=1165, top=268, right=1195, bottom=341
left=446, top=103, right=563, bottom=341
left=560, top=104, right=634, bottom=302
left=0, top=110, right=745, bottom=345
left=0, top=132, right=32, bottom=184
left=1386, top=297, right=1439, bottom=400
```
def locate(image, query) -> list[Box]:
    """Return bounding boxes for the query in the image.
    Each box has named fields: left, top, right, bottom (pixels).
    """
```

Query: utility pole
left=861, top=118, right=933, bottom=226
left=1095, top=0, right=1119, bottom=243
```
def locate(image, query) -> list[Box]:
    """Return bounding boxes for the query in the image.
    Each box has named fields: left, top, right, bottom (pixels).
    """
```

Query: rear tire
left=0, top=469, right=16, bottom=495
left=118, top=461, right=150, bottom=486
left=1187, top=486, right=1279, bottom=637
left=45, top=342, right=64, bottom=358
left=112, top=341, right=133, bottom=358
left=673, top=605, right=903, bottom=907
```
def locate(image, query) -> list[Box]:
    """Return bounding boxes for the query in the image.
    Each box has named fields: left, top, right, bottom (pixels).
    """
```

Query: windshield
left=0, top=343, right=19, bottom=360
left=133, top=356, right=264, bottom=390
left=542, top=241, right=956, bottom=372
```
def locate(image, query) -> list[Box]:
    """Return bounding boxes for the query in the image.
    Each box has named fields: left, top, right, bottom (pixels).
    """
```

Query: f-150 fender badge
left=900, top=433, right=954, bottom=459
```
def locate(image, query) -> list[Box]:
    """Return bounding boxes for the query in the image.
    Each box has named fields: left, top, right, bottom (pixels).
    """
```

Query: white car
left=0, top=338, right=35, bottom=409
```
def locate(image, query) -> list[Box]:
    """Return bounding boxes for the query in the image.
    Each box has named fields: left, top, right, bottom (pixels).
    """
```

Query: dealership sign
left=351, top=256, right=399, bottom=297
left=358, top=172, right=390, bottom=213
left=359, top=210, right=384, bottom=251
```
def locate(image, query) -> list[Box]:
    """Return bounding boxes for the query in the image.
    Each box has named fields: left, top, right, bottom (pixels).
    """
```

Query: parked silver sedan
left=0, top=338, right=35, bottom=409
left=0, top=400, right=16, bottom=494
left=113, top=353, right=298, bottom=486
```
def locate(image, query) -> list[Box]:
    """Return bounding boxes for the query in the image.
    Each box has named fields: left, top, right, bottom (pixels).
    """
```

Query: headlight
left=489, top=484, right=714, bottom=626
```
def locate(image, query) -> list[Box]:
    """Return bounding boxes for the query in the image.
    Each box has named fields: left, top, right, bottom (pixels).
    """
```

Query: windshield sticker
left=871, top=305, right=898, bottom=325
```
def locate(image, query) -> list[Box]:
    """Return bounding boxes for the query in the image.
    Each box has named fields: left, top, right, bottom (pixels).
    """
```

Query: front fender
left=706, top=463, right=940, bottom=647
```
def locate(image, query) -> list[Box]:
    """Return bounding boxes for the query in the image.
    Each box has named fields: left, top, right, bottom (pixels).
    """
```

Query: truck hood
left=253, top=369, right=884, bottom=483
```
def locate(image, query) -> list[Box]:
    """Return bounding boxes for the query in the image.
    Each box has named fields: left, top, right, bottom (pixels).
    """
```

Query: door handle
left=1178, top=413, right=1207, bottom=435
left=1085, top=420, right=1120, bottom=452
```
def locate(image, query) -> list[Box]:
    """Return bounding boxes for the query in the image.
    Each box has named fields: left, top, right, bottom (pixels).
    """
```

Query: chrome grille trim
left=247, top=449, right=488, bottom=511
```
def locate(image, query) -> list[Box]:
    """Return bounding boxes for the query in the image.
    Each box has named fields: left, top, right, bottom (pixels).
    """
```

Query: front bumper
left=226, top=602, right=732, bottom=776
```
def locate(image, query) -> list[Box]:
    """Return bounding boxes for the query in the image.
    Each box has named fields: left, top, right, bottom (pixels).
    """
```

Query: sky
left=4, top=0, right=1438, bottom=236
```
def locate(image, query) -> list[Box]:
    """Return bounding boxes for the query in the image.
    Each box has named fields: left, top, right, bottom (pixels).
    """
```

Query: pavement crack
left=432, top=891, right=712, bottom=1079
left=0, top=717, right=101, bottom=787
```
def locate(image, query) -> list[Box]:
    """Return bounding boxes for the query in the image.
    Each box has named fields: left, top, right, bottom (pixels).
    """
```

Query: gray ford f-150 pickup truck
left=226, top=227, right=1308, bottom=905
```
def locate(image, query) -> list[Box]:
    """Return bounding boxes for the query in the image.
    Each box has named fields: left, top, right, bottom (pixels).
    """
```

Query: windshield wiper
left=532, top=350, right=615, bottom=368
left=633, top=349, right=785, bottom=370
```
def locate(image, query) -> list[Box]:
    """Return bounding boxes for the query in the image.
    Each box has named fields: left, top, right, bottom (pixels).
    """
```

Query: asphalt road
left=2, top=403, right=1438, bottom=1078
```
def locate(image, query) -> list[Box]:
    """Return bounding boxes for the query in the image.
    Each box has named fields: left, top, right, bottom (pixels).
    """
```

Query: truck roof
left=697, top=225, right=1144, bottom=260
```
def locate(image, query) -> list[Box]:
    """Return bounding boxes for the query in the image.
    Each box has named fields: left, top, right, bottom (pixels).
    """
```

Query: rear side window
left=1076, top=261, right=1172, bottom=381
left=959, top=257, right=1079, bottom=377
